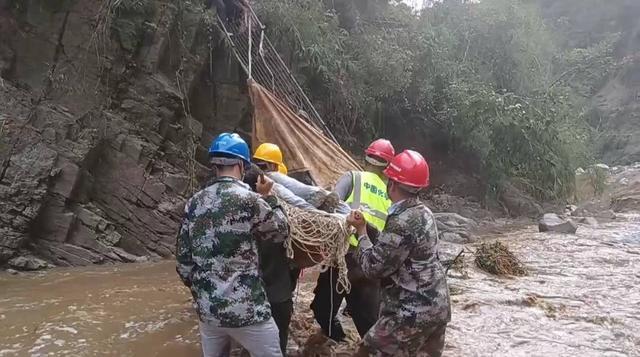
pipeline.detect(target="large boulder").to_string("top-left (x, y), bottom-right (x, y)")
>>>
top-left (435, 212), bottom-right (478, 243)
top-left (538, 213), bottom-right (578, 234)
top-left (498, 181), bottom-right (543, 218)
top-left (421, 193), bottom-right (494, 222)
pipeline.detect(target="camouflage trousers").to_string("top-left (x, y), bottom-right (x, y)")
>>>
top-left (362, 316), bottom-right (447, 357)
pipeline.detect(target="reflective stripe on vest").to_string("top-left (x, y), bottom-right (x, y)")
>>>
top-left (346, 171), bottom-right (392, 245)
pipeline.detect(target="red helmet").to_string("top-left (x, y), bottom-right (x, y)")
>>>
top-left (383, 150), bottom-right (430, 188)
top-left (365, 139), bottom-right (395, 162)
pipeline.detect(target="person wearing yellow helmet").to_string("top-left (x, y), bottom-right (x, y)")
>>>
top-left (251, 143), bottom-right (306, 355)
top-left (253, 143), bottom-right (288, 175)
top-left (250, 142), bottom-right (351, 354)
top-left (253, 143), bottom-right (350, 213)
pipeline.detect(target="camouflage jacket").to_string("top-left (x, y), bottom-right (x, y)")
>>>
top-left (175, 176), bottom-right (289, 328)
top-left (355, 197), bottom-right (451, 326)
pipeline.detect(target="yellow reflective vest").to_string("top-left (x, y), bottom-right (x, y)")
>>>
top-left (345, 171), bottom-right (392, 246)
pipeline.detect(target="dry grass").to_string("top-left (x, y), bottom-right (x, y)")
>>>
top-left (474, 241), bottom-right (527, 276)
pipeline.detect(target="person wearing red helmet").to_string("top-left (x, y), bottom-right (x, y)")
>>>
top-left (311, 139), bottom-right (395, 342)
top-left (334, 138), bottom-right (395, 206)
top-left (347, 150), bottom-right (451, 357)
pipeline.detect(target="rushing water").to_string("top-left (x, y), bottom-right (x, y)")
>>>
top-left (1, 215), bottom-right (639, 356)
top-left (446, 214), bottom-right (640, 357)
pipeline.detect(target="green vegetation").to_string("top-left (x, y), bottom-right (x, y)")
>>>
top-left (255, 0), bottom-right (620, 200)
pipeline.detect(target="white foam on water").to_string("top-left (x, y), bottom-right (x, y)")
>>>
top-left (52, 326), bottom-right (78, 334)
top-left (35, 335), bottom-right (51, 343)
top-left (119, 318), bottom-right (176, 340)
top-left (28, 338), bottom-right (49, 354)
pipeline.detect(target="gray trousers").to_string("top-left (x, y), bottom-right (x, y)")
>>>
top-left (199, 318), bottom-right (283, 357)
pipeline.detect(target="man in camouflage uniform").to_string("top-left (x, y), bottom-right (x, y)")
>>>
top-left (347, 150), bottom-right (451, 357)
top-left (176, 133), bottom-right (287, 357)
top-left (312, 138), bottom-right (394, 342)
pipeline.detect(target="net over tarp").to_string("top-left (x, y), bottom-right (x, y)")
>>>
top-left (249, 80), bottom-right (361, 188)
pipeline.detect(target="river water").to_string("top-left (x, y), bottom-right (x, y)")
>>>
top-left (1, 215), bottom-right (639, 356)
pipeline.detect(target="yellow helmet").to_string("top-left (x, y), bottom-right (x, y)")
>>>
top-left (253, 143), bottom-right (288, 175)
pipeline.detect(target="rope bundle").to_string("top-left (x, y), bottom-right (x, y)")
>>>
top-left (279, 199), bottom-right (353, 294)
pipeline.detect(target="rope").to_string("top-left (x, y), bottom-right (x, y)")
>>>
top-left (247, 15), bottom-right (252, 79)
top-left (278, 199), bottom-right (352, 294)
top-left (329, 266), bottom-right (334, 338)
top-left (215, 1), bottom-right (339, 142)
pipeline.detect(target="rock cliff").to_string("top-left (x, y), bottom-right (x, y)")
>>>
top-left (0, 0), bottom-right (250, 267)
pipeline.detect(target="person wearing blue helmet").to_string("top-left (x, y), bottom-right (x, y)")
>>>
top-left (176, 132), bottom-right (288, 357)
top-left (208, 132), bottom-right (252, 171)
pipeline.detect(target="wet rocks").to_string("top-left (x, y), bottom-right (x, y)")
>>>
top-left (538, 213), bottom-right (578, 234)
top-left (564, 205), bottom-right (577, 216)
top-left (498, 181), bottom-right (543, 218)
top-left (8, 256), bottom-right (49, 271)
top-left (439, 241), bottom-right (465, 262)
top-left (611, 194), bottom-right (640, 212)
top-left (607, 163), bottom-right (640, 212)
top-left (76, 207), bottom-right (108, 232)
top-left (435, 213), bottom-right (478, 243)
top-left (598, 209), bottom-right (617, 220)
top-left (571, 204), bottom-right (617, 221)
top-left (98, 230), bottom-right (122, 247)
top-left (0, 130), bottom-right (59, 263)
top-left (579, 217), bottom-right (599, 227)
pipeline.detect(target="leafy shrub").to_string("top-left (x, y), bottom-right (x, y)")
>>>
top-left (255, 0), bottom-right (615, 200)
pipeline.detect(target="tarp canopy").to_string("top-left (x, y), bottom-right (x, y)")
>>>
top-left (249, 80), bottom-right (361, 188)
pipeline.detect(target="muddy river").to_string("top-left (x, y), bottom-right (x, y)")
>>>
top-left (1, 214), bottom-right (639, 356)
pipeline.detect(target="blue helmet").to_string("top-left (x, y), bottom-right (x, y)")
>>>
top-left (208, 132), bottom-right (251, 164)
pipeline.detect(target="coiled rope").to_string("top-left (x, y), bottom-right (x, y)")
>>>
top-left (278, 199), bottom-right (352, 294)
